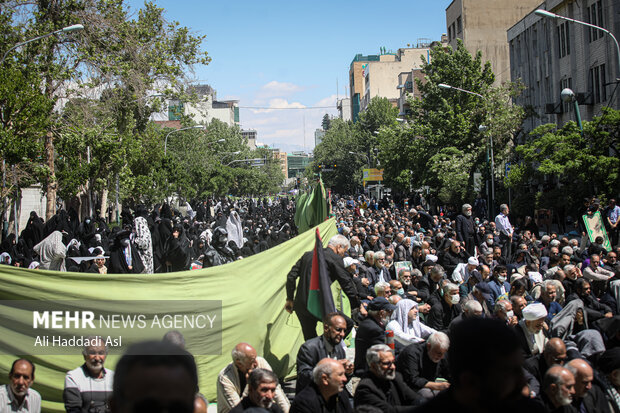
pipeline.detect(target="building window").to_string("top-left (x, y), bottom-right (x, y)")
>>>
top-left (448, 26), bottom-right (452, 41)
top-left (589, 64), bottom-right (607, 103)
top-left (457, 16), bottom-right (462, 34)
top-left (557, 22), bottom-right (570, 58)
top-left (560, 78), bottom-right (573, 113)
top-left (587, 1), bottom-right (604, 42)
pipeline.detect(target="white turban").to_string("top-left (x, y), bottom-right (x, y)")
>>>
top-left (343, 257), bottom-right (359, 267)
top-left (427, 254), bottom-right (438, 263)
top-left (523, 302), bottom-right (548, 321)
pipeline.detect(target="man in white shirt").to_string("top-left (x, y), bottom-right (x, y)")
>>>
top-left (0, 359), bottom-right (41, 412)
top-left (495, 204), bottom-right (513, 260)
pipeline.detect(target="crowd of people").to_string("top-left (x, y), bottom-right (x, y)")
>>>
top-left (0, 197), bottom-right (296, 274)
top-left (2, 193), bottom-right (620, 413)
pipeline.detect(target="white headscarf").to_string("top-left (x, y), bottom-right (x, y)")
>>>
top-left (226, 211), bottom-right (244, 248)
top-left (394, 299), bottom-right (422, 338)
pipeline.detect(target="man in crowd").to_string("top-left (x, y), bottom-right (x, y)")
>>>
top-left (217, 343), bottom-right (289, 413)
top-left (295, 313), bottom-right (351, 393)
top-left (426, 283), bottom-right (462, 333)
top-left (515, 303), bottom-right (549, 359)
top-left (0, 359), bottom-right (41, 413)
top-left (537, 280), bottom-right (563, 323)
top-left (354, 344), bottom-right (421, 412)
top-left (354, 297), bottom-right (395, 376)
top-left (230, 369), bottom-right (283, 413)
top-left (290, 359), bottom-right (351, 413)
top-left (64, 336), bottom-right (114, 413)
top-left (495, 204), bottom-right (514, 260)
top-left (455, 204), bottom-right (479, 257)
top-left (523, 338), bottom-right (567, 386)
top-left (541, 366), bottom-right (577, 412)
top-left (566, 279), bottom-right (613, 322)
top-left (412, 318), bottom-right (545, 412)
top-left (285, 234), bottom-right (360, 340)
top-left (565, 358), bottom-right (610, 413)
top-left (494, 299), bottom-right (518, 326)
top-left (396, 332), bottom-right (450, 399)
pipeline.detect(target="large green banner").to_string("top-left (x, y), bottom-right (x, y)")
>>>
top-left (0, 218), bottom-right (338, 412)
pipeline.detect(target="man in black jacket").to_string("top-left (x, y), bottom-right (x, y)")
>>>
top-left (566, 359), bottom-right (611, 413)
top-left (426, 283), bottom-right (462, 333)
top-left (354, 297), bottom-right (395, 376)
top-left (396, 332), bottom-right (450, 399)
top-left (285, 234), bottom-right (361, 340)
top-left (295, 313), bottom-right (351, 394)
top-left (354, 344), bottom-right (421, 413)
top-left (455, 204), bottom-right (479, 257)
top-left (291, 358), bottom-right (351, 413)
top-left (566, 279), bottom-right (613, 322)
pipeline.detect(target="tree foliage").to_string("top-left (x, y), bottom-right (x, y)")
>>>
top-left (377, 40), bottom-right (524, 204)
top-left (507, 108), bottom-right (620, 215)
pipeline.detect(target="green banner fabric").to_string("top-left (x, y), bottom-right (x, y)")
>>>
top-left (295, 179), bottom-right (329, 234)
top-left (0, 218), bottom-right (338, 412)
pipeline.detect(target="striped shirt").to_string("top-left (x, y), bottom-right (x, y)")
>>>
top-left (0, 384), bottom-right (41, 413)
top-left (63, 365), bottom-right (114, 413)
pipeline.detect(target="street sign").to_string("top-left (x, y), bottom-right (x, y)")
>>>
top-left (363, 168), bottom-right (384, 181)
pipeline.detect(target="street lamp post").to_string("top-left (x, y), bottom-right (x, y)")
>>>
top-left (164, 125), bottom-right (205, 156)
top-left (535, 9), bottom-right (620, 79)
top-left (1, 24), bottom-right (84, 65)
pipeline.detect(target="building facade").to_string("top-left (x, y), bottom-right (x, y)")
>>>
top-left (337, 98), bottom-right (352, 121)
top-left (508, 0), bottom-right (620, 137)
top-left (446, 0), bottom-right (543, 86)
top-left (314, 129), bottom-right (325, 147)
top-left (397, 69), bottom-right (425, 117)
top-left (241, 129), bottom-right (258, 150)
top-left (349, 40), bottom-right (448, 122)
top-left (287, 152), bottom-right (313, 179)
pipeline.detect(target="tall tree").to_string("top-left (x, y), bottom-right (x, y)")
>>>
top-left (378, 40), bottom-right (524, 204)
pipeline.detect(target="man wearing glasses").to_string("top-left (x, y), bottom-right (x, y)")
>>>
top-left (295, 313), bottom-right (353, 394)
top-left (63, 336), bottom-right (114, 413)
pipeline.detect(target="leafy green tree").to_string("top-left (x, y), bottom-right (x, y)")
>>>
top-left (378, 41), bottom-right (524, 204)
top-left (321, 114), bottom-right (331, 131)
top-left (506, 109), bottom-right (620, 216)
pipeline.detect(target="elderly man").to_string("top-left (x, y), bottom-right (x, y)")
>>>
top-left (455, 204), bottom-right (479, 257)
top-left (290, 359), bottom-right (351, 413)
top-left (217, 343), bottom-right (289, 413)
top-left (110, 341), bottom-right (198, 413)
top-left (448, 300), bottom-right (483, 334)
top-left (494, 299), bottom-right (518, 326)
top-left (396, 332), bottom-right (450, 399)
top-left (566, 279), bottom-right (613, 322)
top-left (537, 280), bottom-right (563, 323)
top-left (354, 297), bottom-right (395, 376)
top-left (412, 318), bottom-right (545, 412)
top-left (370, 251), bottom-right (392, 286)
top-left (440, 241), bottom-right (468, 276)
top-left (451, 256), bottom-right (479, 285)
top-left (295, 313), bottom-right (352, 394)
top-left (565, 358), bottom-right (610, 413)
top-left (399, 269), bottom-right (419, 301)
top-left (374, 281), bottom-right (392, 298)
top-left (64, 336), bottom-right (114, 413)
top-left (230, 369), bottom-right (283, 413)
top-left (515, 303), bottom-right (549, 359)
top-left (583, 254), bottom-right (614, 283)
top-left (523, 338), bottom-right (567, 386)
top-left (286, 234), bottom-right (360, 340)
top-left (0, 359), bottom-right (41, 413)
top-left (354, 344), bottom-right (421, 412)
top-left (426, 283), bottom-right (462, 333)
top-left (541, 366), bottom-right (576, 412)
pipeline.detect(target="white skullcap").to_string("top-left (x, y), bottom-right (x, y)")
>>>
top-left (468, 257), bottom-right (479, 266)
top-left (528, 271), bottom-right (543, 284)
top-left (510, 273), bottom-right (524, 284)
top-left (343, 257), bottom-right (359, 267)
top-left (523, 302), bottom-right (548, 321)
top-left (427, 254), bottom-right (438, 263)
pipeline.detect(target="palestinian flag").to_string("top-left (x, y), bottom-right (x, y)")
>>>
top-left (307, 228), bottom-right (336, 320)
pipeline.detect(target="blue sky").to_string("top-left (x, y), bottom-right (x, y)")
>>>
top-left (128, 0), bottom-right (454, 152)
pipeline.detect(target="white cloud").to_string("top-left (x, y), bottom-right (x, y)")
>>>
top-left (249, 98), bottom-right (306, 114)
top-left (256, 81), bottom-right (304, 99)
top-left (314, 94), bottom-right (339, 108)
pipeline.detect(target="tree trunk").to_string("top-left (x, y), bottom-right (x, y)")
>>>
top-left (100, 186), bottom-right (108, 220)
top-left (45, 129), bottom-right (56, 220)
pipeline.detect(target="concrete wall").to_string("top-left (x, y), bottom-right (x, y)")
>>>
top-left (18, 187), bottom-right (47, 235)
top-left (447, 0), bottom-right (543, 85)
